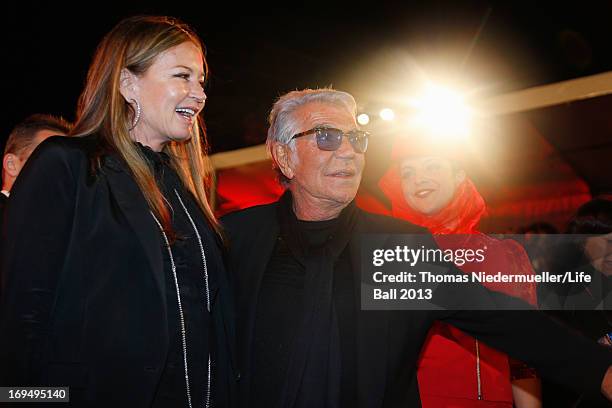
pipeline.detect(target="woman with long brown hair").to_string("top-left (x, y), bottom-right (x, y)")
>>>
top-left (0, 16), bottom-right (236, 407)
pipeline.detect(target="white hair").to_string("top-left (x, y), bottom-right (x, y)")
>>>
top-left (266, 88), bottom-right (357, 183)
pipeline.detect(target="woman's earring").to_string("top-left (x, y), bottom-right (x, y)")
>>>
top-left (129, 99), bottom-right (141, 130)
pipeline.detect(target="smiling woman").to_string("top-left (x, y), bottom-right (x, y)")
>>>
top-left (0, 15), bottom-right (236, 408)
top-left (120, 41), bottom-right (207, 150)
top-left (399, 156), bottom-right (465, 216)
top-left (379, 135), bottom-right (541, 408)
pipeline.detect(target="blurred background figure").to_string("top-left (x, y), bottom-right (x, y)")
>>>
top-left (540, 198), bottom-right (612, 312)
top-left (540, 197), bottom-right (612, 407)
top-left (516, 222), bottom-right (559, 267)
top-left (1, 114), bottom-right (71, 204)
top-left (378, 135), bottom-right (542, 408)
top-left (516, 222), bottom-right (559, 301)
top-left (0, 114), bottom-right (71, 362)
top-left (573, 199), bottom-right (612, 280)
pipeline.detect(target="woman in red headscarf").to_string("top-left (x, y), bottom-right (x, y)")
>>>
top-left (378, 136), bottom-right (541, 408)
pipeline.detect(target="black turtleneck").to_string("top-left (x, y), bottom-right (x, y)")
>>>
top-left (251, 193), bottom-right (358, 408)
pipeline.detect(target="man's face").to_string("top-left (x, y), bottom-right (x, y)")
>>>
top-left (283, 101), bottom-right (365, 208)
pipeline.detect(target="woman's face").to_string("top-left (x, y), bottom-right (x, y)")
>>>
top-left (584, 232), bottom-right (612, 276)
top-left (125, 41), bottom-right (206, 151)
top-left (399, 156), bottom-right (465, 215)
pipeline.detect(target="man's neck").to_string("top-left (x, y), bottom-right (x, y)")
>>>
top-left (290, 189), bottom-right (347, 221)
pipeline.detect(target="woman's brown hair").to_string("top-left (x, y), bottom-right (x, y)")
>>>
top-left (70, 15), bottom-right (220, 238)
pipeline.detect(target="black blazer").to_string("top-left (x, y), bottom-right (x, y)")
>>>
top-left (0, 192), bottom-right (6, 237)
top-left (222, 201), bottom-right (612, 408)
top-left (0, 135), bottom-right (237, 407)
top-left (0, 192), bottom-right (6, 213)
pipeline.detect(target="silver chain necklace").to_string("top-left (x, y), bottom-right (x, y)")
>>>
top-left (150, 188), bottom-right (212, 408)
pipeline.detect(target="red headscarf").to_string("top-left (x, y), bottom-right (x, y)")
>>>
top-left (378, 136), bottom-right (537, 305)
top-left (378, 161), bottom-right (486, 234)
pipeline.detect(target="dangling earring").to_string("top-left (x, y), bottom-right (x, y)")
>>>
top-left (129, 99), bottom-right (141, 131)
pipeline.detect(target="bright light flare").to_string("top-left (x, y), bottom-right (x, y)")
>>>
top-left (357, 113), bottom-right (370, 125)
top-left (379, 108), bottom-right (395, 121)
top-left (411, 84), bottom-right (472, 139)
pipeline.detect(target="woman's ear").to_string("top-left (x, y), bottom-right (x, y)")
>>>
top-left (273, 143), bottom-right (295, 180)
top-left (119, 68), bottom-right (138, 102)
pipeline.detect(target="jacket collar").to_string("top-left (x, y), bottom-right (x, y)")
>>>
top-left (101, 153), bottom-right (168, 331)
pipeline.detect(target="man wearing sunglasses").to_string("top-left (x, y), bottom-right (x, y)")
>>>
top-left (222, 88), bottom-right (612, 408)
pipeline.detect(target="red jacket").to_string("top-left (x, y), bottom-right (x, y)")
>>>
top-left (379, 164), bottom-right (537, 407)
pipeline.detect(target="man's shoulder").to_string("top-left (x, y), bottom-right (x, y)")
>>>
top-left (358, 209), bottom-right (429, 234)
top-left (221, 201), bottom-right (279, 231)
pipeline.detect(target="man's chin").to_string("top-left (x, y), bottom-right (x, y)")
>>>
top-left (326, 189), bottom-right (359, 206)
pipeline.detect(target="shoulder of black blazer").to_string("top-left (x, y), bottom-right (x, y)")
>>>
top-left (221, 201), bottom-right (281, 281)
top-left (221, 199), bottom-right (428, 239)
top-left (28, 133), bottom-right (100, 164)
top-left (10, 134), bottom-right (102, 193)
top-left (222, 201), bottom-right (279, 235)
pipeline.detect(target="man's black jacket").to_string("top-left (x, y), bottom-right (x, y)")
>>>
top-left (223, 200), bottom-right (612, 408)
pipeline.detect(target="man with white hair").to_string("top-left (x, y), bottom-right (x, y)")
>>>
top-left (222, 88), bottom-right (612, 408)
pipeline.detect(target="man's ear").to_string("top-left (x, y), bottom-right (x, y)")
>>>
top-left (273, 143), bottom-right (295, 180)
top-left (3, 153), bottom-right (22, 178)
top-left (119, 68), bottom-right (139, 102)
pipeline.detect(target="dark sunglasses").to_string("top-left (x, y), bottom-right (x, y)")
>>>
top-left (290, 126), bottom-right (369, 153)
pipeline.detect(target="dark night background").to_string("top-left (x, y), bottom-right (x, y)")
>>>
top-left (3, 1), bottom-right (612, 153)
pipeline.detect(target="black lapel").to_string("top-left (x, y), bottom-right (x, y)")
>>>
top-left (351, 212), bottom-right (389, 408)
top-left (102, 157), bottom-right (166, 315)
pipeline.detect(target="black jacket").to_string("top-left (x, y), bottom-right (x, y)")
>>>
top-left (0, 192), bottom-right (6, 238)
top-left (222, 200), bottom-right (612, 408)
top-left (0, 135), bottom-right (237, 407)
top-left (0, 192), bottom-right (6, 213)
